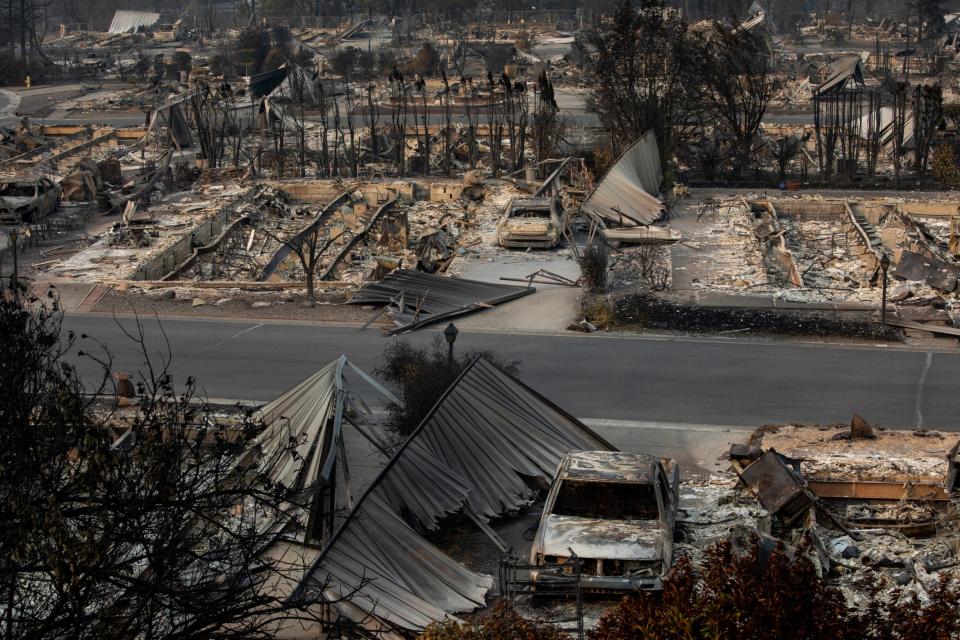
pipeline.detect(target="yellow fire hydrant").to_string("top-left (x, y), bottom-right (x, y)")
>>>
top-left (25, 75), bottom-right (31, 88)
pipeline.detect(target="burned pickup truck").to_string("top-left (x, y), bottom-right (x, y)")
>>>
top-left (0, 176), bottom-right (60, 225)
top-left (530, 451), bottom-right (679, 591)
top-left (496, 196), bottom-right (563, 249)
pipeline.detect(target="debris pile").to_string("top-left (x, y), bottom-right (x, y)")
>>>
top-left (728, 418), bottom-right (960, 607)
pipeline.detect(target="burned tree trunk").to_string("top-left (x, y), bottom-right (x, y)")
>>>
top-left (366, 83), bottom-right (380, 163)
top-left (318, 80), bottom-right (331, 177)
top-left (892, 81), bottom-right (909, 187)
top-left (345, 76), bottom-right (357, 178)
top-left (420, 79), bottom-right (430, 177)
top-left (913, 83), bottom-right (943, 179)
top-left (442, 70), bottom-right (452, 175)
top-left (465, 77), bottom-right (476, 170)
top-left (864, 90), bottom-right (884, 177)
top-left (390, 70), bottom-right (407, 175)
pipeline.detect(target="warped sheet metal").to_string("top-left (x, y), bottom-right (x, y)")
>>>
top-left (602, 226), bottom-right (681, 245)
top-left (377, 358), bottom-right (617, 523)
top-left (581, 131), bottom-right (664, 226)
top-left (248, 65), bottom-right (290, 99)
top-left (168, 103), bottom-right (193, 148)
top-left (349, 269), bottom-right (536, 333)
top-left (290, 358), bottom-right (613, 634)
top-left (255, 359), bottom-right (342, 493)
top-left (258, 191), bottom-right (351, 281)
top-left (108, 10), bottom-right (160, 33)
top-left (740, 10), bottom-right (773, 33)
top-left (814, 55), bottom-right (865, 96)
top-left (855, 106), bottom-right (916, 151)
top-left (253, 356), bottom-right (399, 493)
top-left (894, 250), bottom-right (959, 292)
top-left (737, 449), bottom-right (811, 526)
top-left (295, 492), bottom-right (492, 636)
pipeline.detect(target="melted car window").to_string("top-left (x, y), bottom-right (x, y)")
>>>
top-left (0, 184), bottom-right (37, 197)
top-left (552, 480), bottom-right (659, 520)
top-left (512, 208), bottom-right (551, 218)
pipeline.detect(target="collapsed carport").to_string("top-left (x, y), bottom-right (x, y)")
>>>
top-left (280, 358), bottom-right (615, 636)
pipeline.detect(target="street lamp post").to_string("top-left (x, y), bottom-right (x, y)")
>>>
top-left (879, 253), bottom-right (890, 326)
top-left (444, 322), bottom-right (459, 365)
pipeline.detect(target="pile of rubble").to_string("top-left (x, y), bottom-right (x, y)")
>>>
top-left (727, 418), bottom-right (960, 608)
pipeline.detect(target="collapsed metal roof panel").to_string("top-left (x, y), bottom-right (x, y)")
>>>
top-left (296, 487), bottom-right (493, 634)
top-left (814, 55), bottom-right (865, 96)
top-left (581, 131), bottom-right (664, 227)
top-left (108, 10), bottom-right (160, 34)
top-left (291, 358), bottom-right (615, 633)
top-left (254, 359), bottom-right (341, 493)
top-left (251, 356), bottom-right (399, 507)
top-left (739, 10), bottom-right (774, 33)
top-left (349, 269), bottom-right (536, 333)
top-left (374, 438), bottom-right (474, 532)
top-left (248, 65), bottom-right (290, 99)
top-left (380, 358), bottom-right (617, 523)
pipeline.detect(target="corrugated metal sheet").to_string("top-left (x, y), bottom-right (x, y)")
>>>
top-left (376, 358), bottom-right (617, 523)
top-left (251, 356), bottom-right (399, 503)
top-left (349, 270), bottom-right (536, 333)
top-left (108, 10), bottom-right (160, 34)
top-left (248, 65), bottom-right (289, 99)
top-left (299, 492), bottom-right (492, 635)
top-left (740, 10), bottom-right (773, 33)
top-left (581, 131), bottom-right (664, 227)
top-left (814, 55), bottom-right (864, 96)
top-left (373, 437), bottom-right (474, 532)
top-left (855, 106), bottom-right (916, 151)
top-left (168, 103), bottom-right (192, 148)
top-left (291, 357), bottom-right (614, 634)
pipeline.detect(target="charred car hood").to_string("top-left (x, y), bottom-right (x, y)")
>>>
top-left (541, 514), bottom-right (663, 561)
top-left (0, 196), bottom-right (33, 209)
top-left (504, 220), bottom-right (553, 233)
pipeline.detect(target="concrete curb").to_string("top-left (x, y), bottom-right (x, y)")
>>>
top-left (0, 88), bottom-right (21, 120)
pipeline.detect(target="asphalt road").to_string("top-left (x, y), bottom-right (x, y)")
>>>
top-left (62, 313), bottom-right (960, 431)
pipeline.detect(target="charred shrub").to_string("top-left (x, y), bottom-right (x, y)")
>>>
top-left (580, 237), bottom-right (610, 293)
top-left (590, 534), bottom-right (960, 640)
top-left (377, 337), bottom-right (520, 440)
top-left (421, 601), bottom-right (563, 640)
top-left (591, 538), bottom-right (848, 640)
top-left (613, 293), bottom-right (903, 340)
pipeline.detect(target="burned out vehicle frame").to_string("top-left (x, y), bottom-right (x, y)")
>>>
top-left (530, 450), bottom-right (679, 592)
top-left (0, 176), bottom-right (60, 225)
top-left (496, 196), bottom-right (563, 249)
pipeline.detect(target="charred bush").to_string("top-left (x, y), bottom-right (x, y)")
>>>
top-left (612, 293), bottom-right (903, 340)
top-left (377, 337), bottom-right (520, 440)
top-left (580, 237), bottom-right (610, 293)
top-left (421, 601), bottom-right (563, 640)
top-left (591, 533), bottom-right (960, 640)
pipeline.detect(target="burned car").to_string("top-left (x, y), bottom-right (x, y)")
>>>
top-left (0, 176), bottom-right (60, 225)
top-left (496, 196), bottom-right (562, 249)
top-left (530, 451), bottom-right (679, 591)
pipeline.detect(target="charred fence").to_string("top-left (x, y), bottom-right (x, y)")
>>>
top-left (499, 554), bottom-right (584, 639)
